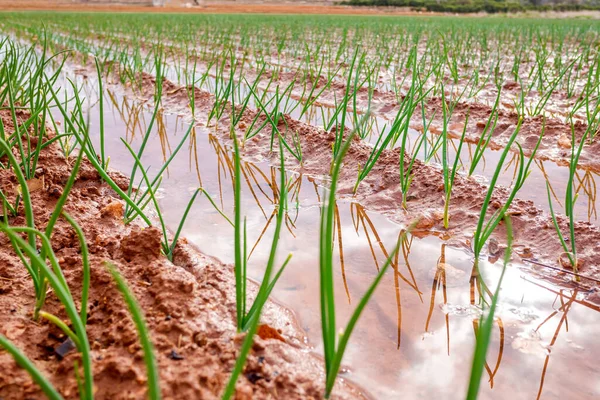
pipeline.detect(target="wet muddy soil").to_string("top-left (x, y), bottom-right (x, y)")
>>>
top-left (0, 108), bottom-right (365, 399)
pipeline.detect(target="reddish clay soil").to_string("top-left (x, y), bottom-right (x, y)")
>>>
top-left (0, 0), bottom-right (429, 16)
top-left (0, 108), bottom-right (366, 399)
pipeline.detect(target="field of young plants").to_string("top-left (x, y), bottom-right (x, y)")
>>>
top-left (0, 11), bottom-right (600, 400)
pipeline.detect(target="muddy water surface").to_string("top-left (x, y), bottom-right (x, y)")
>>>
top-left (62, 73), bottom-right (600, 399)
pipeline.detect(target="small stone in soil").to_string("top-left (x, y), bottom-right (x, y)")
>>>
top-left (168, 349), bottom-right (184, 360)
top-left (245, 372), bottom-right (264, 384)
top-left (55, 338), bottom-right (76, 359)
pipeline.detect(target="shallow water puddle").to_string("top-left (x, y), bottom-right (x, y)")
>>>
top-left (58, 76), bottom-right (600, 399)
